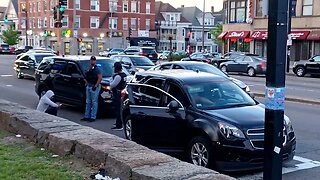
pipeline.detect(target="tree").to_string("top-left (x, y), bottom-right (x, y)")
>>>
top-left (211, 23), bottom-right (223, 46)
top-left (0, 27), bottom-right (20, 45)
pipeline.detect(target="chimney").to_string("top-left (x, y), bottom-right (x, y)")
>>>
top-left (211, 6), bottom-right (214, 13)
top-left (181, 5), bottom-right (184, 8)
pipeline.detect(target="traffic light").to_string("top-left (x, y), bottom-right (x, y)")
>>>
top-left (129, 28), bottom-right (132, 37)
top-left (59, 5), bottom-right (65, 21)
top-left (55, 21), bottom-right (62, 28)
top-left (61, 29), bottom-right (71, 36)
top-left (53, 6), bottom-right (58, 20)
top-left (4, 15), bottom-right (8, 23)
top-left (59, 0), bottom-right (68, 6)
top-left (43, 30), bottom-right (48, 37)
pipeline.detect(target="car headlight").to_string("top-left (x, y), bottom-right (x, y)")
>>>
top-left (284, 116), bottom-right (294, 133)
top-left (218, 122), bottom-right (245, 139)
top-left (101, 85), bottom-right (111, 91)
top-left (136, 68), bottom-right (145, 72)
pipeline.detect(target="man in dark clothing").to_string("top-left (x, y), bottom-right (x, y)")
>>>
top-left (111, 62), bottom-right (127, 130)
top-left (81, 56), bottom-right (102, 122)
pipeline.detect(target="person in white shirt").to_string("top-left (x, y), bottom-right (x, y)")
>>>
top-left (36, 90), bottom-right (60, 116)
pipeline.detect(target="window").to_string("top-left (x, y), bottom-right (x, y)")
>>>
top-left (75, 0), bottom-right (80, 9)
top-left (109, 18), bottom-right (117, 29)
top-left (37, 2), bottom-right (41, 12)
top-left (44, 17), bottom-right (47, 28)
top-left (29, 3), bottom-right (32, 12)
top-left (49, 0), bottom-right (54, 10)
top-left (75, 16), bottom-right (80, 29)
top-left (146, 19), bottom-right (150, 30)
top-left (43, 0), bottom-right (47, 11)
top-left (33, 3), bottom-right (36, 12)
top-left (109, 0), bottom-right (118, 12)
top-left (137, 1), bottom-right (140, 13)
top-left (313, 56), bottom-right (320, 62)
top-left (131, 18), bottom-right (136, 30)
top-left (256, 0), bottom-right (263, 17)
top-left (159, 64), bottom-right (172, 70)
top-left (146, 2), bottom-right (150, 14)
top-left (302, 0), bottom-right (313, 16)
top-left (166, 83), bottom-right (186, 106)
top-left (90, 17), bottom-right (99, 28)
top-left (66, 63), bottom-right (81, 76)
top-left (229, 1), bottom-right (236, 22)
top-left (236, 1), bottom-right (246, 22)
top-left (130, 84), bottom-right (161, 106)
top-left (182, 29), bottom-right (185, 37)
top-left (90, 0), bottom-right (100, 11)
top-left (62, 16), bottom-right (68, 27)
top-left (131, 1), bottom-right (136, 12)
top-left (123, 18), bottom-right (128, 30)
top-left (38, 18), bottom-right (42, 28)
top-left (32, 18), bottom-right (36, 28)
top-left (123, 1), bottom-right (128, 12)
top-left (207, 32), bottom-right (212, 39)
top-left (50, 17), bottom-right (54, 28)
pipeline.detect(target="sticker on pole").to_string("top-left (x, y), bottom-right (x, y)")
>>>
top-left (265, 87), bottom-right (285, 110)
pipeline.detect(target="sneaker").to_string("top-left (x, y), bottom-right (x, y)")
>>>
top-left (81, 118), bottom-right (89, 121)
top-left (111, 127), bottom-right (123, 131)
top-left (88, 118), bottom-right (95, 122)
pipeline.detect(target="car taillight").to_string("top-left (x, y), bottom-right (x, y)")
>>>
top-left (139, 53), bottom-right (146, 56)
top-left (260, 62), bottom-right (265, 69)
top-left (121, 89), bottom-right (127, 101)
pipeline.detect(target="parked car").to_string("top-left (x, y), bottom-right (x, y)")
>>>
top-left (111, 55), bottom-right (155, 74)
top-left (220, 55), bottom-right (267, 77)
top-left (14, 53), bottom-right (56, 79)
top-left (292, 55), bottom-right (320, 77)
top-left (0, 44), bottom-right (11, 54)
top-left (16, 49), bottom-right (55, 60)
top-left (149, 61), bottom-right (250, 92)
top-left (122, 70), bottom-right (296, 171)
top-left (124, 46), bottom-right (158, 63)
top-left (106, 48), bottom-right (125, 57)
top-left (158, 50), bottom-right (171, 60)
top-left (181, 53), bottom-right (215, 64)
top-left (34, 56), bottom-right (131, 113)
top-left (15, 45), bottom-right (33, 55)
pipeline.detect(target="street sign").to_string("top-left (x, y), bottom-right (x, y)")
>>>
top-left (73, 30), bottom-right (78, 38)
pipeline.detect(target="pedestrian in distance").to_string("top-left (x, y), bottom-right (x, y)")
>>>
top-left (36, 90), bottom-right (61, 116)
top-left (111, 62), bottom-right (127, 130)
top-left (81, 56), bottom-right (102, 122)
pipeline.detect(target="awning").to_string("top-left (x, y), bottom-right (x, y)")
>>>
top-left (218, 32), bottom-right (228, 39)
top-left (251, 31), bottom-right (268, 40)
top-left (129, 37), bottom-right (159, 47)
top-left (307, 31), bottom-right (320, 40)
top-left (290, 31), bottom-right (310, 40)
top-left (225, 31), bottom-right (250, 39)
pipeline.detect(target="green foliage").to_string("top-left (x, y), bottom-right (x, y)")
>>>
top-left (211, 23), bottom-right (223, 46)
top-left (168, 54), bottom-right (188, 61)
top-left (0, 27), bottom-right (20, 45)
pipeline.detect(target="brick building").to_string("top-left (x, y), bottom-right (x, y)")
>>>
top-left (221, 0), bottom-right (320, 61)
top-left (18, 0), bottom-right (156, 55)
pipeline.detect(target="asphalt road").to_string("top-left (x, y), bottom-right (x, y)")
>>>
top-left (229, 73), bottom-right (320, 101)
top-left (1, 55), bottom-right (320, 179)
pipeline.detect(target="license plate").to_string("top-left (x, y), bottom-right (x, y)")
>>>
top-left (149, 55), bottom-right (153, 57)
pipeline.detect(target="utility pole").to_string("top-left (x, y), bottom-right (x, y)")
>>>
top-left (24, 0), bottom-right (29, 46)
top-left (72, 0), bottom-right (78, 55)
top-left (263, 0), bottom-right (288, 180)
top-left (287, 0), bottom-right (293, 73)
top-left (202, 0), bottom-right (205, 52)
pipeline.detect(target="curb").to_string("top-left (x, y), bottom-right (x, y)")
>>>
top-left (0, 99), bottom-right (235, 180)
top-left (254, 92), bottom-right (320, 105)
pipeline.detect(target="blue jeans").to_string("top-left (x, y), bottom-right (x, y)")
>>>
top-left (85, 84), bottom-right (101, 119)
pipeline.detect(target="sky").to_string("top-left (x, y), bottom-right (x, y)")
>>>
top-left (1, 0), bottom-right (224, 12)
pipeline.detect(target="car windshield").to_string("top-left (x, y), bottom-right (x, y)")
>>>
top-left (34, 54), bottom-right (55, 63)
top-left (186, 81), bottom-right (256, 110)
top-left (184, 64), bottom-right (228, 78)
top-left (78, 60), bottom-right (129, 77)
top-left (131, 56), bottom-right (154, 66)
top-left (112, 49), bottom-right (124, 52)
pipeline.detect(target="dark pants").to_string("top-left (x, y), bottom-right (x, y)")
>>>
top-left (113, 89), bottom-right (122, 128)
top-left (45, 106), bottom-right (58, 116)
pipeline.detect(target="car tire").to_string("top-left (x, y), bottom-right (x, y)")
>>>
top-left (16, 70), bottom-right (24, 79)
top-left (296, 67), bottom-right (306, 77)
top-left (124, 115), bottom-right (132, 140)
top-left (187, 136), bottom-right (214, 168)
top-left (247, 67), bottom-right (256, 77)
top-left (221, 65), bottom-right (227, 73)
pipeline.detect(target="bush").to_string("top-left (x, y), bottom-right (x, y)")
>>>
top-left (168, 54), bottom-right (188, 61)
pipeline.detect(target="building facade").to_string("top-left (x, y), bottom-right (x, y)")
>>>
top-left (221, 0), bottom-right (320, 61)
top-left (18, 0), bottom-right (156, 55)
top-left (0, 0), bottom-right (19, 45)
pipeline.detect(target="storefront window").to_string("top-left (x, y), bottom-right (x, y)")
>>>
top-left (64, 42), bottom-right (70, 55)
top-left (98, 42), bottom-right (104, 52)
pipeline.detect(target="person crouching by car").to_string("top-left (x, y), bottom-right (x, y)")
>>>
top-left (36, 90), bottom-right (61, 116)
top-left (81, 56), bottom-right (102, 122)
top-left (111, 62), bottom-right (127, 130)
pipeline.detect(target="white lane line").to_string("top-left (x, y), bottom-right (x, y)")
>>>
top-left (0, 75), bottom-right (13, 77)
top-left (5, 85), bottom-right (12, 87)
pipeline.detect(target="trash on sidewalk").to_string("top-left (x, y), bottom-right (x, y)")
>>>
top-left (40, 148), bottom-right (45, 151)
top-left (90, 168), bottom-right (120, 180)
top-left (15, 134), bottom-right (22, 138)
top-left (52, 154), bottom-right (59, 158)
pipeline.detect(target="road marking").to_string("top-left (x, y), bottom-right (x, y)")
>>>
top-left (0, 75), bottom-right (13, 77)
top-left (5, 85), bottom-right (12, 87)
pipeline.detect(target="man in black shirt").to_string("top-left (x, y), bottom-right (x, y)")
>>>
top-left (111, 62), bottom-right (127, 130)
top-left (82, 56), bottom-right (102, 122)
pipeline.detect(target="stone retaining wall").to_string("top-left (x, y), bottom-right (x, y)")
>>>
top-left (0, 99), bottom-right (235, 180)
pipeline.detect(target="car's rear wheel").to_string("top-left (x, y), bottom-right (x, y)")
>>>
top-left (221, 65), bottom-right (227, 73)
top-left (187, 136), bottom-right (214, 168)
top-left (296, 67), bottom-right (306, 77)
top-left (247, 67), bottom-right (256, 77)
top-left (124, 115), bottom-right (132, 140)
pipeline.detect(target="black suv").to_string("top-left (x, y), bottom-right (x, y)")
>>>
top-left (14, 52), bottom-right (55, 79)
top-left (293, 55), bottom-right (320, 77)
top-left (111, 55), bottom-right (155, 74)
top-left (0, 44), bottom-right (10, 54)
top-left (124, 46), bottom-right (158, 63)
top-left (122, 70), bottom-right (296, 171)
top-left (35, 56), bottom-right (130, 112)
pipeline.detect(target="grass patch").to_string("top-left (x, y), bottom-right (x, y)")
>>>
top-left (0, 129), bottom-right (91, 180)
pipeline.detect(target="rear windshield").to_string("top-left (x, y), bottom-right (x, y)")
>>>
top-left (1, 44), bottom-right (9, 48)
top-left (142, 48), bottom-right (156, 54)
top-left (34, 54), bottom-right (55, 63)
top-left (131, 56), bottom-right (154, 66)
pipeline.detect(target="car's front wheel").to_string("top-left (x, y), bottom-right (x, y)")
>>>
top-left (187, 136), bottom-right (214, 168)
top-left (296, 67), bottom-right (306, 77)
top-left (124, 115), bottom-right (132, 140)
top-left (247, 67), bottom-right (256, 77)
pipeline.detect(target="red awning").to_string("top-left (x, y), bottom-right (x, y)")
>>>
top-left (225, 31), bottom-right (250, 39)
top-left (251, 31), bottom-right (268, 40)
top-left (290, 31), bottom-right (310, 40)
top-left (307, 31), bottom-right (320, 40)
top-left (218, 32), bottom-right (228, 39)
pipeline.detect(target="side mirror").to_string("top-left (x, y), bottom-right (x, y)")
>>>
top-left (167, 100), bottom-right (181, 112)
top-left (309, 59), bottom-right (315, 62)
top-left (248, 92), bottom-right (255, 99)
